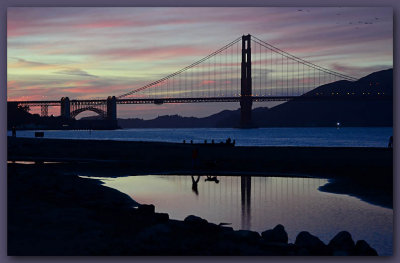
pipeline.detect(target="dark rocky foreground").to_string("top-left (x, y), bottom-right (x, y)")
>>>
top-left (8, 164), bottom-right (378, 256)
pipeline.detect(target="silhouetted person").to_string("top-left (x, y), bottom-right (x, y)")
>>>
top-left (204, 140), bottom-right (207, 144)
top-left (205, 175), bottom-right (219, 184)
top-left (233, 140), bottom-right (236, 146)
top-left (191, 175), bottom-right (201, 195)
top-left (212, 139), bottom-right (215, 144)
top-left (192, 148), bottom-right (199, 169)
top-left (226, 137), bottom-right (232, 145)
top-left (12, 126), bottom-right (16, 137)
top-left (388, 136), bottom-right (393, 148)
top-left (190, 140), bottom-right (193, 144)
top-left (183, 140), bottom-right (186, 144)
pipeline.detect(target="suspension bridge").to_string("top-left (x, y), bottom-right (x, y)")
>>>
top-left (8, 34), bottom-right (387, 128)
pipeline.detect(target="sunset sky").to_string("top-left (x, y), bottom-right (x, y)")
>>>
top-left (7, 7), bottom-right (393, 119)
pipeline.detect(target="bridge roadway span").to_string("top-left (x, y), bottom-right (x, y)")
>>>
top-left (11, 94), bottom-right (389, 107)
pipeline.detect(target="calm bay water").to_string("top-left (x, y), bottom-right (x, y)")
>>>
top-left (83, 175), bottom-right (393, 256)
top-left (9, 127), bottom-right (393, 147)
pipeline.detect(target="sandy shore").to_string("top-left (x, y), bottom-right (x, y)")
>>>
top-left (8, 137), bottom-right (392, 176)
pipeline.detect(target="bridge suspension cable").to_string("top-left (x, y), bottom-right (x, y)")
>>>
top-left (117, 36), bottom-right (242, 99)
top-left (116, 34), bottom-right (358, 101)
top-left (249, 34), bottom-right (358, 97)
top-left (250, 35), bottom-right (357, 81)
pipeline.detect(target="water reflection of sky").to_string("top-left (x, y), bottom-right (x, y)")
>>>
top-left (83, 175), bottom-right (393, 256)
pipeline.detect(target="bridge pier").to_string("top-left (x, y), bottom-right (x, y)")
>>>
top-left (60, 97), bottom-right (70, 119)
top-left (240, 34), bottom-right (254, 128)
top-left (107, 96), bottom-right (117, 121)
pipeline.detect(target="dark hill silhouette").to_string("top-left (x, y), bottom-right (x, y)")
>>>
top-left (117, 109), bottom-right (241, 128)
top-left (254, 68), bottom-right (392, 127)
top-left (118, 68), bottom-right (392, 128)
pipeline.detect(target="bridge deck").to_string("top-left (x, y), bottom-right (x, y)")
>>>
top-left (8, 95), bottom-right (391, 106)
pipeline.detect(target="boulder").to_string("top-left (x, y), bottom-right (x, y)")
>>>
top-left (260, 242), bottom-right (296, 255)
top-left (354, 240), bottom-right (378, 256)
top-left (232, 230), bottom-right (261, 244)
top-left (220, 226), bottom-right (234, 232)
top-left (137, 204), bottom-right (155, 215)
top-left (184, 215), bottom-right (208, 225)
top-left (328, 231), bottom-right (355, 254)
top-left (154, 213), bottom-right (169, 223)
top-left (183, 215), bottom-right (221, 234)
top-left (261, 224), bottom-right (288, 244)
top-left (295, 231), bottom-right (329, 255)
top-left (332, 250), bottom-right (352, 256)
top-left (296, 247), bottom-right (311, 256)
top-left (134, 223), bottom-right (174, 252)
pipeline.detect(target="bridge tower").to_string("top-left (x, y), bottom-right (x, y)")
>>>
top-left (106, 96), bottom-right (117, 121)
top-left (41, 105), bottom-right (49, 117)
top-left (240, 34), bottom-right (253, 128)
top-left (60, 97), bottom-right (70, 119)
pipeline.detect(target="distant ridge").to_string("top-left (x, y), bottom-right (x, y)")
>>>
top-left (118, 68), bottom-right (393, 128)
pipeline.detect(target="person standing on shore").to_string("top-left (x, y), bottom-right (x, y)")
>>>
top-left (388, 136), bottom-right (393, 148)
top-left (12, 126), bottom-right (16, 137)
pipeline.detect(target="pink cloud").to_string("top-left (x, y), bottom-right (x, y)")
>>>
top-left (8, 78), bottom-right (134, 100)
top-left (7, 80), bottom-right (18, 87)
top-left (63, 87), bottom-right (105, 94)
top-left (91, 45), bottom-right (210, 60)
top-left (73, 20), bottom-right (132, 29)
top-left (9, 94), bottom-right (49, 101)
top-left (200, 80), bottom-right (216, 85)
top-left (7, 8), bottom-right (196, 38)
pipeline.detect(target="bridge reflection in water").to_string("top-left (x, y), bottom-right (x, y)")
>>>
top-left (92, 174), bottom-right (392, 255)
top-left (170, 176), bottom-right (327, 230)
top-left (241, 176), bottom-right (251, 229)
